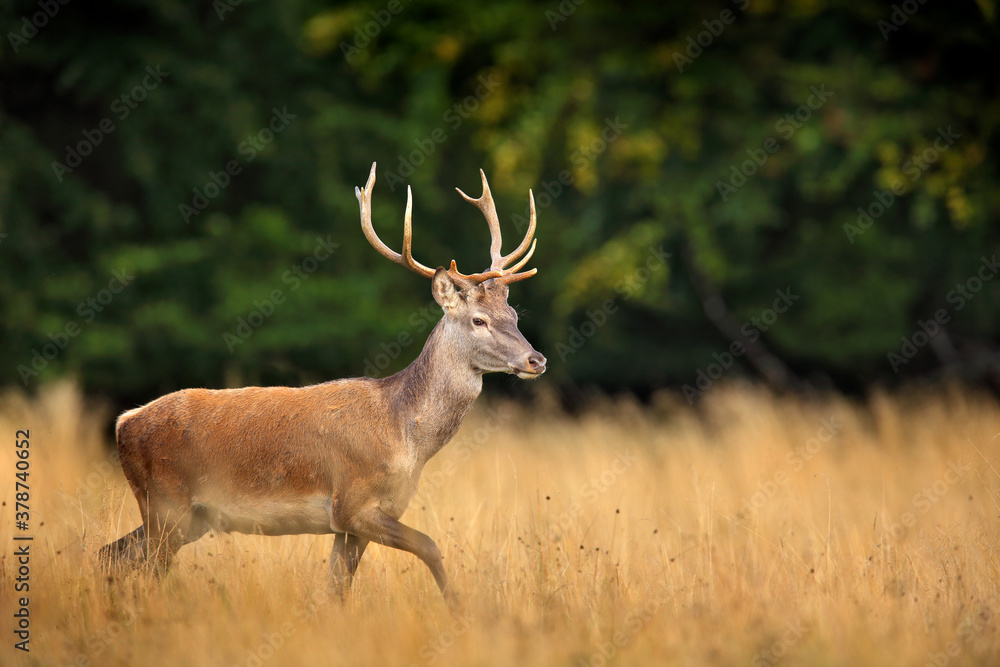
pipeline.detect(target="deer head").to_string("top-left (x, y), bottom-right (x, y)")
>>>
top-left (355, 162), bottom-right (546, 379)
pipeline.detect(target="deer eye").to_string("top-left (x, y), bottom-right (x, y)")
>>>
top-left (472, 317), bottom-right (486, 327)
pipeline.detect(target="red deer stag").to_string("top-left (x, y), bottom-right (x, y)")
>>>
top-left (100, 163), bottom-right (545, 605)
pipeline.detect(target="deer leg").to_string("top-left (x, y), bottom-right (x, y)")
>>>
top-left (348, 507), bottom-right (459, 608)
top-left (99, 525), bottom-right (148, 571)
top-left (328, 532), bottom-right (370, 597)
top-left (144, 514), bottom-right (182, 575)
top-left (115, 456), bottom-right (202, 575)
top-left (140, 493), bottom-right (205, 576)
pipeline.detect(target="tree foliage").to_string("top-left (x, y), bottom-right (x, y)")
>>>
top-left (1, 0), bottom-right (998, 406)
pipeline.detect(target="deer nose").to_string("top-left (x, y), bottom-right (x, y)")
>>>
top-left (527, 352), bottom-right (547, 374)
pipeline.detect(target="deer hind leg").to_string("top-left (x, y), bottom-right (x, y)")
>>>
top-left (141, 493), bottom-right (211, 576)
top-left (99, 501), bottom-right (185, 575)
top-left (347, 507), bottom-right (459, 608)
top-left (103, 484), bottom-right (204, 576)
top-left (328, 532), bottom-right (370, 597)
top-left (100, 482), bottom-right (155, 573)
top-left (99, 525), bottom-right (148, 570)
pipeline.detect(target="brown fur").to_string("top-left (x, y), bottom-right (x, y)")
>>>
top-left (101, 275), bottom-right (545, 606)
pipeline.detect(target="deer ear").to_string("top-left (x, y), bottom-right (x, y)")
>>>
top-left (431, 268), bottom-right (464, 312)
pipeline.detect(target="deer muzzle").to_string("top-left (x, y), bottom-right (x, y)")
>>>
top-left (511, 351), bottom-right (546, 379)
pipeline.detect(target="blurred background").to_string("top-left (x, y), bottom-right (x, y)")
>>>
top-left (1, 0), bottom-right (998, 411)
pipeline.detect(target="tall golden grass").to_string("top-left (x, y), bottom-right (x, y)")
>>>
top-left (1, 380), bottom-right (998, 666)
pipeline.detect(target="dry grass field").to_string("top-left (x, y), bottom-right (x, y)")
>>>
top-left (1, 380), bottom-right (998, 666)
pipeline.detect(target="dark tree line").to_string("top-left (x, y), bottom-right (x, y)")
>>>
top-left (1, 0), bottom-right (998, 409)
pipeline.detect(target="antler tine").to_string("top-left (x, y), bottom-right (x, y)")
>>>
top-left (356, 162), bottom-right (396, 260)
top-left (456, 173), bottom-right (538, 274)
top-left (504, 238), bottom-right (536, 274)
top-left (456, 169), bottom-right (504, 271)
top-left (401, 186), bottom-right (437, 276)
top-left (495, 236), bottom-right (537, 284)
top-left (447, 260), bottom-right (503, 283)
top-left (499, 267), bottom-right (537, 284)
top-left (356, 161), bottom-right (435, 279)
top-left (497, 189), bottom-right (536, 270)
top-left (495, 189), bottom-right (537, 284)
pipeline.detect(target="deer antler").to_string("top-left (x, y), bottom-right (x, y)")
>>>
top-left (356, 162), bottom-right (437, 279)
top-left (455, 169), bottom-right (537, 284)
top-left (357, 162), bottom-right (536, 284)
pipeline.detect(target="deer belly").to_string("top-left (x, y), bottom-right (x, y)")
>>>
top-left (191, 494), bottom-right (339, 536)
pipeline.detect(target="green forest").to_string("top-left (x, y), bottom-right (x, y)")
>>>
top-left (1, 0), bottom-right (998, 408)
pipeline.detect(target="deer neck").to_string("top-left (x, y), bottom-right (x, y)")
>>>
top-left (383, 317), bottom-right (482, 463)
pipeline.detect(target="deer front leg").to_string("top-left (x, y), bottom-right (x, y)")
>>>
top-left (348, 507), bottom-right (459, 608)
top-left (328, 532), bottom-right (369, 597)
